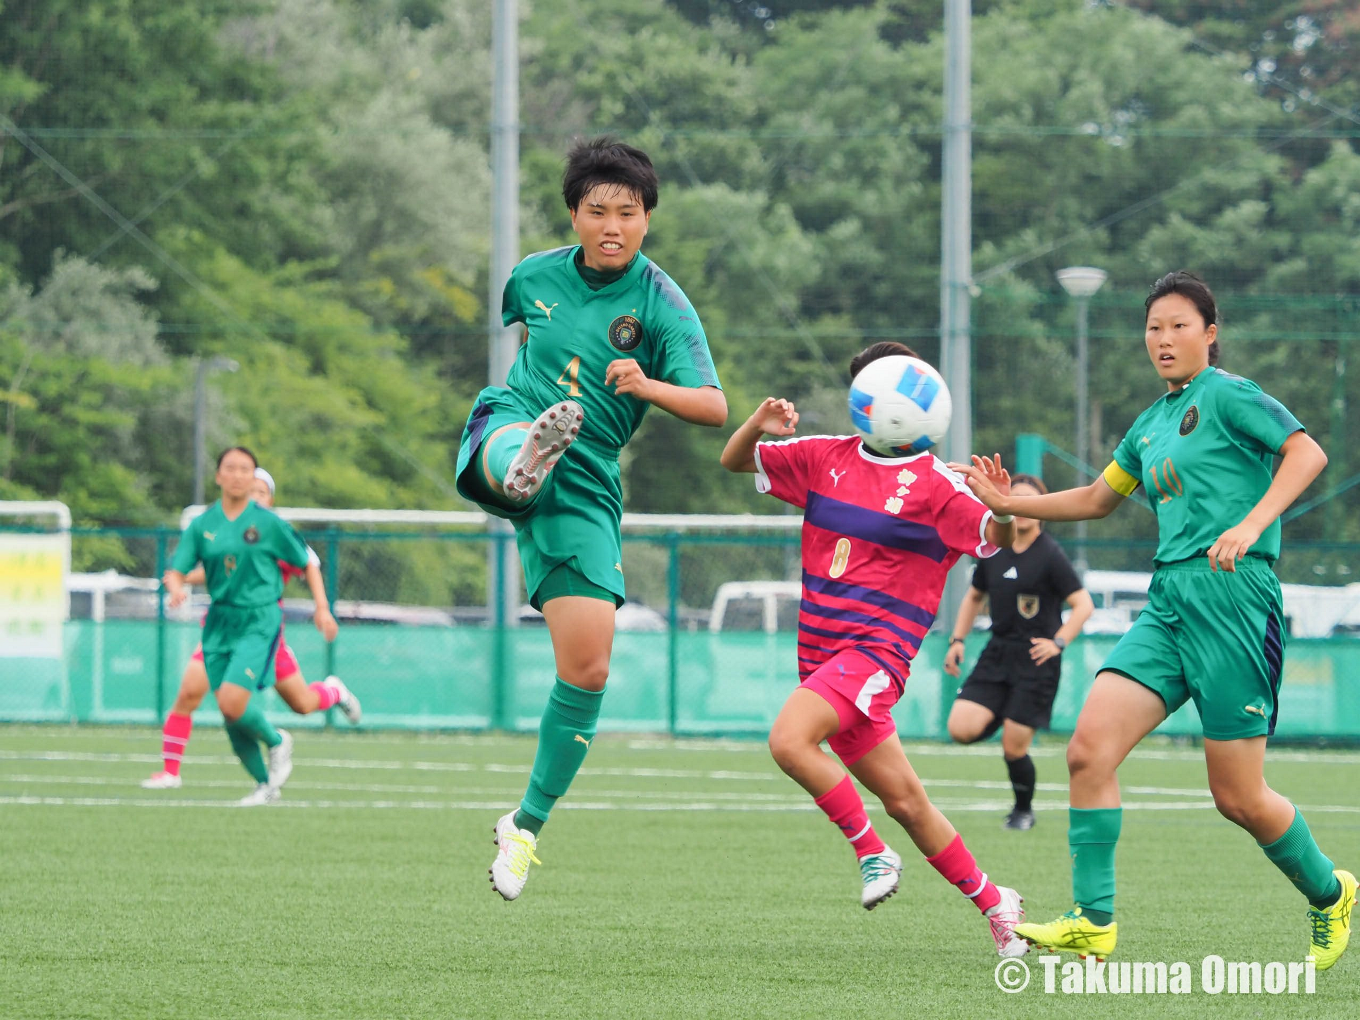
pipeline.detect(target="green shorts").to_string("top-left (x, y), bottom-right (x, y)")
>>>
top-left (201, 603), bottom-right (284, 692)
top-left (456, 386), bottom-right (626, 609)
top-left (1101, 556), bottom-right (1285, 740)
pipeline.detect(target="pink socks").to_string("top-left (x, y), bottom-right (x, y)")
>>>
top-left (309, 681), bottom-right (340, 711)
top-left (161, 712), bottom-right (193, 776)
top-left (926, 833), bottom-right (1001, 913)
top-left (814, 775), bottom-right (887, 858)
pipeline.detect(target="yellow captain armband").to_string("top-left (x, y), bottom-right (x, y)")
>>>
top-left (1102, 461), bottom-right (1140, 497)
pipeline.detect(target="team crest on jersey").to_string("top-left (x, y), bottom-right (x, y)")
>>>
top-left (243, 526), bottom-right (260, 545)
top-left (1017, 594), bottom-right (1039, 619)
top-left (607, 314), bottom-right (644, 352)
top-left (1179, 405), bottom-right (1200, 436)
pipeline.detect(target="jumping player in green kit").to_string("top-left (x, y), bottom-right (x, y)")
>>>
top-left (952, 272), bottom-right (1354, 969)
top-left (456, 137), bottom-right (727, 900)
top-left (163, 446), bottom-right (312, 806)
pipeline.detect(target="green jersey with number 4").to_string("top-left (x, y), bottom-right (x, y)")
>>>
top-left (1102, 367), bottom-right (1303, 566)
top-left (454, 246), bottom-right (721, 604)
top-left (499, 245), bottom-right (719, 449)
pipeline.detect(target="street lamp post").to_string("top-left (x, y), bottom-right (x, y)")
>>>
top-left (193, 356), bottom-right (240, 506)
top-left (1056, 266), bottom-right (1107, 575)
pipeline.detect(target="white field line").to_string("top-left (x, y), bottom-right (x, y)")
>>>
top-left (0, 750), bottom-right (1227, 799)
top-left (7, 729), bottom-right (1359, 766)
top-left (0, 749), bottom-right (775, 781)
top-left (8, 765), bottom-right (1360, 816)
top-left (628, 738), bottom-right (1360, 767)
top-left (0, 726), bottom-right (530, 748)
top-left (5, 794), bottom-right (1360, 815)
top-left (0, 773), bottom-right (808, 802)
top-left (0, 772), bottom-right (1231, 804)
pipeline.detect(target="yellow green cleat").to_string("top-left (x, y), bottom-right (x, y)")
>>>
top-left (1014, 908), bottom-right (1117, 961)
top-left (1309, 869), bottom-right (1356, 972)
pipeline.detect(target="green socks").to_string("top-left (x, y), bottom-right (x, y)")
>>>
top-left (517, 677), bottom-right (605, 834)
top-left (235, 696), bottom-right (282, 748)
top-left (475, 426), bottom-right (531, 499)
top-left (1260, 809), bottom-right (1341, 909)
top-left (1070, 807), bottom-right (1121, 926)
top-left (224, 696), bottom-right (281, 784)
top-left (225, 722), bottom-right (269, 783)
top-left (1065, 806), bottom-right (1339, 925)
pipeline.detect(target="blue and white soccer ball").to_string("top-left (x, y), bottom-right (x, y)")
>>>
top-left (847, 355), bottom-right (953, 457)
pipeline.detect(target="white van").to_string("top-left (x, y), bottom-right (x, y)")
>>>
top-left (709, 581), bottom-right (801, 634)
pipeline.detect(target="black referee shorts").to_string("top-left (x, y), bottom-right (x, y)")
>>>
top-left (955, 637), bottom-right (1061, 731)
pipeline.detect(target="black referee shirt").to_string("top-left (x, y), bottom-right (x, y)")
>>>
top-left (971, 531), bottom-right (1083, 641)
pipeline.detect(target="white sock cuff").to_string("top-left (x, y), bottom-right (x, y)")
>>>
top-left (965, 871), bottom-right (989, 899)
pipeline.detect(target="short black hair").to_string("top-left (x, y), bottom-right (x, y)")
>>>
top-left (1146, 270), bottom-right (1220, 366)
top-left (216, 445), bottom-right (258, 469)
top-left (849, 341), bottom-right (922, 380)
top-left (562, 136), bottom-right (659, 212)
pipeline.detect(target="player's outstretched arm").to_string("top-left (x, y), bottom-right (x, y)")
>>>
top-left (305, 561), bottom-right (339, 641)
top-left (720, 398), bottom-right (799, 473)
top-left (949, 453), bottom-right (1124, 522)
top-left (604, 359), bottom-right (727, 426)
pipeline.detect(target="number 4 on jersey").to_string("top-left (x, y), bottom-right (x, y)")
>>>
top-left (557, 356), bottom-right (582, 397)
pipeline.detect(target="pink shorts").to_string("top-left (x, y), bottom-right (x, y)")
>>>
top-left (189, 630), bottom-right (300, 681)
top-left (801, 648), bottom-right (903, 765)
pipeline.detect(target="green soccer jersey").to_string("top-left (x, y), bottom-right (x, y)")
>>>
top-left (1103, 367), bottom-right (1303, 566)
top-left (501, 246), bottom-right (721, 450)
top-left (171, 500), bottom-right (310, 607)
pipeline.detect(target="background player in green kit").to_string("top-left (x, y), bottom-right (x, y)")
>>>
top-left (163, 446), bottom-right (312, 806)
top-left (952, 271), bottom-right (1354, 969)
top-left (456, 137), bottom-right (727, 900)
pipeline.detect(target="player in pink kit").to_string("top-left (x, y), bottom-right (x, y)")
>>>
top-left (141, 467), bottom-right (360, 789)
top-left (720, 342), bottom-right (1028, 957)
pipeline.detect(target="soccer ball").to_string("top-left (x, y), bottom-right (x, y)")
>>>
top-left (847, 355), bottom-right (953, 456)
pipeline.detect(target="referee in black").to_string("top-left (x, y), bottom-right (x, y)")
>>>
top-left (945, 474), bottom-right (1094, 830)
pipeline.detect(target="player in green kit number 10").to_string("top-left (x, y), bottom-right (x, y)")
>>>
top-left (163, 446), bottom-right (313, 806)
top-left (952, 271), bottom-right (1354, 970)
top-left (455, 137), bottom-right (727, 900)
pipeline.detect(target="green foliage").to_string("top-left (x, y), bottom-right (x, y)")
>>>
top-left (2, 0), bottom-right (1359, 592)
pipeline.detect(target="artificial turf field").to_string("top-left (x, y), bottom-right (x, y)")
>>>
top-left (2, 725), bottom-right (1357, 1019)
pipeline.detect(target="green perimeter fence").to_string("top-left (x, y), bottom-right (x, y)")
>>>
top-left (4, 524), bottom-right (1360, 741)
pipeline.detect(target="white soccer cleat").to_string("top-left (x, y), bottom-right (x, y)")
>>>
top-left (489, 811), bottom-right (541, 901)
top-left (860, 847), bottom-right (903, 910)
top-left (502, 401), bottom-right (584, 502)
top-left (324, 675), bottom-right (362, 724)
top-left (267, 729), bottom-right (294, 791)
top-left (140, 771), bottom-right (183, 790)
top-left (986, 885), bottom-right (1029, 957)
top-left (239, 783), bottom-right (281, 806)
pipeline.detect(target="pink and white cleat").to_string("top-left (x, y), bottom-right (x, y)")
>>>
top-left (502, 401), bottom-right (584, 502)
top-left (986, 886), bottom-right (1029, 957)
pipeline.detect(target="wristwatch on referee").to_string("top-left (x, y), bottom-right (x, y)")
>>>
top-left (1052, 636), bottom-right (1068, 651)
top-left (950, 636), bottom-right (966, 647)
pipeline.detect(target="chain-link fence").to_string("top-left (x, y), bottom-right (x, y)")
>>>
top-left (5, 520), bottom-right (1360, 740)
